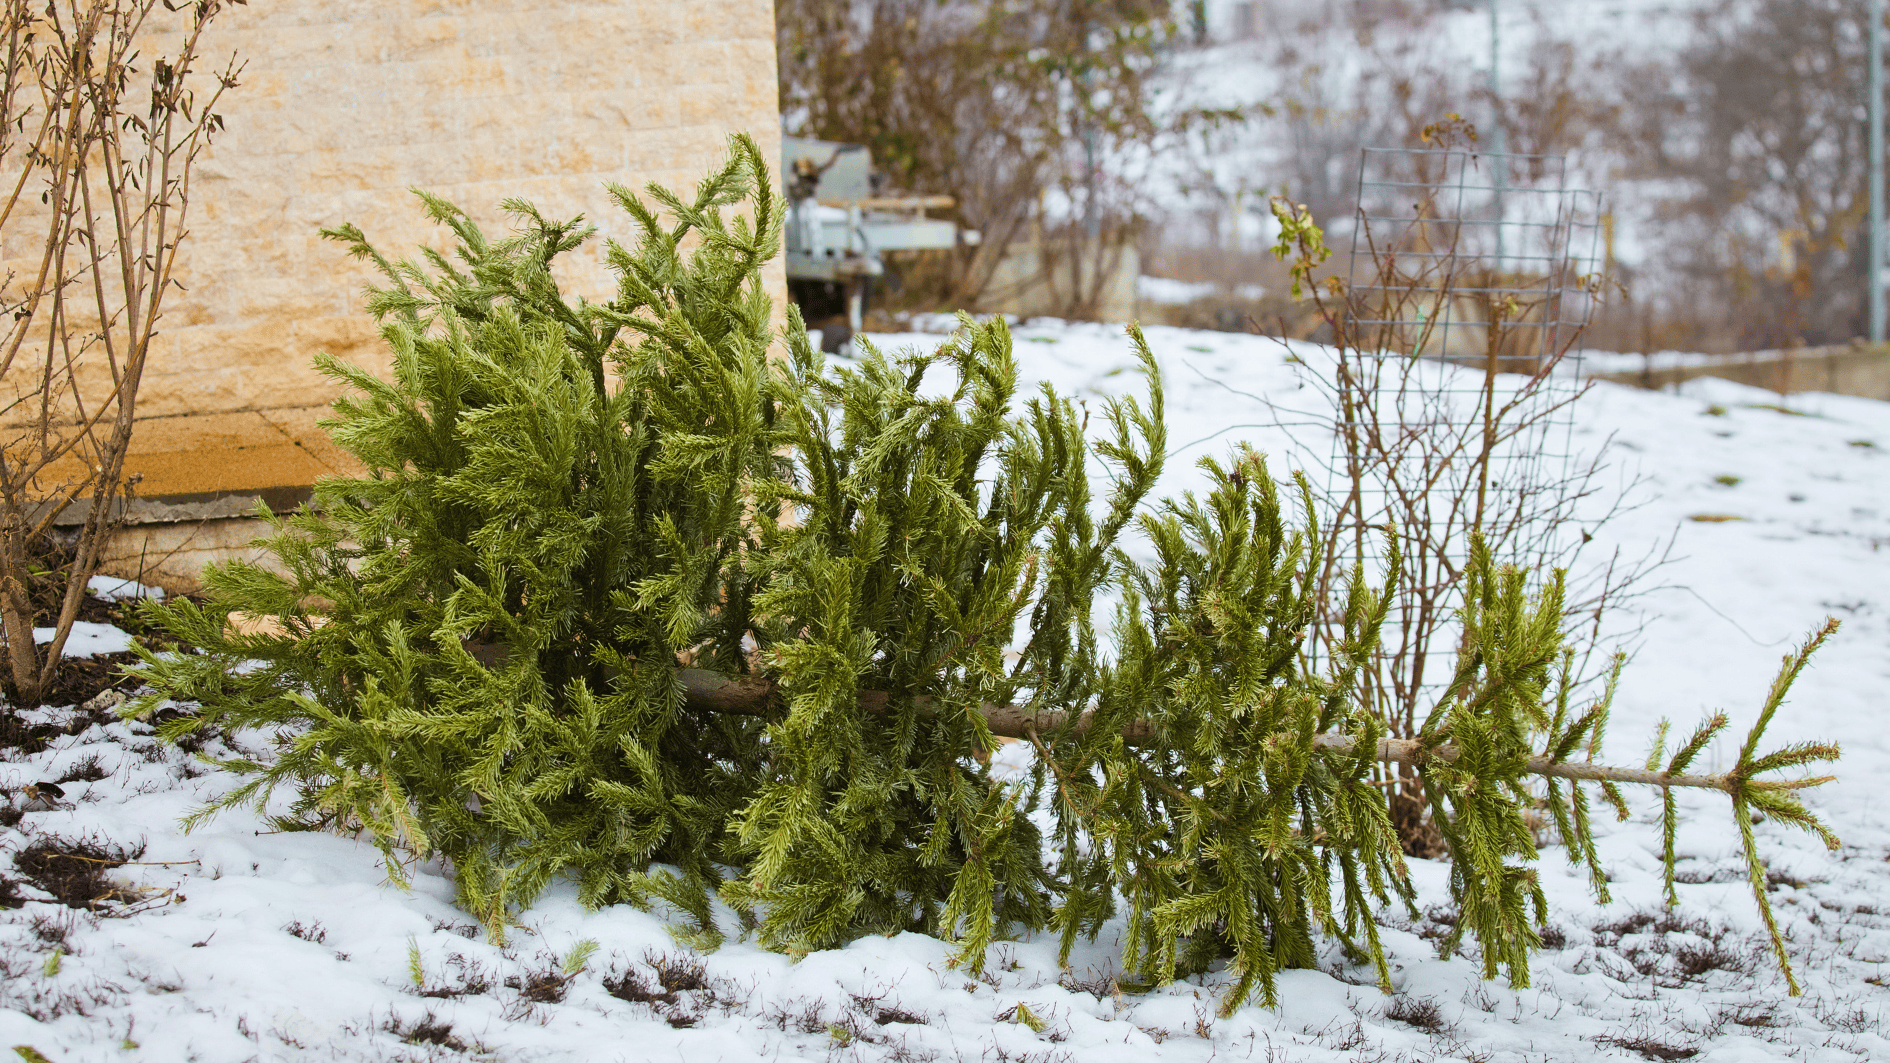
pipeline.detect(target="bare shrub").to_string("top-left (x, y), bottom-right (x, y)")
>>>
top-left (1267, 166), bottom-right (1663, 859)
top-left (0, 0), bottom-right (242, 708)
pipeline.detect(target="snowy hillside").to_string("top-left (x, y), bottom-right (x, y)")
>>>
top-left (3, 319), bottom-right (1888, 1062)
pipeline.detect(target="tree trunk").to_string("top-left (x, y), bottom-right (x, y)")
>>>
top-left (674, 667), bottom-right (1820, 794)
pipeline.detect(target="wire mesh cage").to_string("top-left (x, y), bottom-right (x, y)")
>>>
top-left (1308, 144), bottom-right (1610, 733)
top-left (1345, 147), bottom-right (1605, 374)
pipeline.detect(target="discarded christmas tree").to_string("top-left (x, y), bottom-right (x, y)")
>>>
top-left (126, 133), bottom-right (1841, 1012)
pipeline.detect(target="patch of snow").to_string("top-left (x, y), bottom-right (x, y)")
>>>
top-left (31, 621), bottom-right (134, 657)
top-left (87, 575), bottom-right (164, 602)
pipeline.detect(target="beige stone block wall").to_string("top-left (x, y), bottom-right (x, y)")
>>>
top-left (138, 0), bottom-right (784, 419)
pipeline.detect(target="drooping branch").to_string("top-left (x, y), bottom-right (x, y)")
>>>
top-left (675, 668), bottom-right (1825, 795)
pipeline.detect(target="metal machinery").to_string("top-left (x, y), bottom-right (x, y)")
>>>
top-left (782, 136), bottom-right (975, 351)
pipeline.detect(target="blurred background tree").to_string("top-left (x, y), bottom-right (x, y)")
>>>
top-left (777, 0), bottom-right (1886, 354)
top-left (1617, 0), bottom-right (1872, 351)
top-left (776, 0), bottom-right (1237, 318)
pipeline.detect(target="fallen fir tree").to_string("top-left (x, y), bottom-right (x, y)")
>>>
top-left (125, 134), bottom-right (1841, 1013)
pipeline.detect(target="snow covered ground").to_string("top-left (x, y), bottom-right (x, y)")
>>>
top-left (3, 319), bottom-right (1888, 1062)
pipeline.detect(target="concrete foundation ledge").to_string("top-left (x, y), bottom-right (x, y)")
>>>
top-left (93, 514), bottom-right (286, 597)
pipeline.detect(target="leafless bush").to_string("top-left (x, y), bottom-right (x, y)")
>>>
top-left (0, 0), bottom-right (242, 707)
top-left (1267, 126), bottom-right (1667, 850)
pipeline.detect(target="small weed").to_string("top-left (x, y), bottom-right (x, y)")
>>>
top-left (1592, 912), bottom-right (1656, 943)
top-left (13, 834), bottom-right (146, 910)
top-left (1812, 997), bottom-right (1874, 1033)
top-left (55, 754), bottom-right (110, 785)
top-left (1649, 910), bottom-right (1711, 934)
top-left (1719, 1004), bottom-right (1779, 1028)
top-left (646, 950), bottom-right (708, 994)
top-left (1192, 1003), bottom-right (1215, 1039)
top-left (1057, 968), bottom-right (1116, 999)
top-left (1673, 942), bottom-right (1746, 978)
top-left (1703, 404), bottom-right (1727, 416)
top-left (507, 965), bottom-right (572, 1004)
top-left (29, 911), bottom-right (80, 951)
top-left (604, 951), bottom-right (715, 1027)
top-left (874, 1004), bottom-right (927, 1025)
top-left (985, 1047), bottom-right (1073, 1063)
top-left (1848, 438), bottom-right (1877, 447)
top-left (429, 918), bottom-right (478, 939)
top-left (384, 1011), bottom-right (470, 1052)
top-left (416, 954), bottom-right (493, 999)
top-left (500, 938), bottom-right (598, 1004)
top-left (1713, 474), bottom-right (1742, 486)
top-left (1687, 513), bottom-right (1745, 523)
top-left (283, 920), bottom-right (327, 945)
top-left (1384, 995), bottom-right (1449, 1033)
top-left (1596, 1034), bottom-right (1699, 1060)
top-left (603, 968), bottom-right (670, 1007)
top-left (1001, 1002), bottom-right (1047, 1032)
top-left (765, 998), bottom-right (829, 1035)
top-left (1764, 867), bottom-right (1811, 890)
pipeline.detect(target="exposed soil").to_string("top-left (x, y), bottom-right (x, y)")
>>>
top-left (0, 658), bottom-right (141, 756)
top-left (0, 650), bottom-right (146, 746)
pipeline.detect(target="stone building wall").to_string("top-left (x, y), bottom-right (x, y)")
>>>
top-left (8, 1), bottom-right (785, 592)
top-left (145, 0), bottom-right (784, 418)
